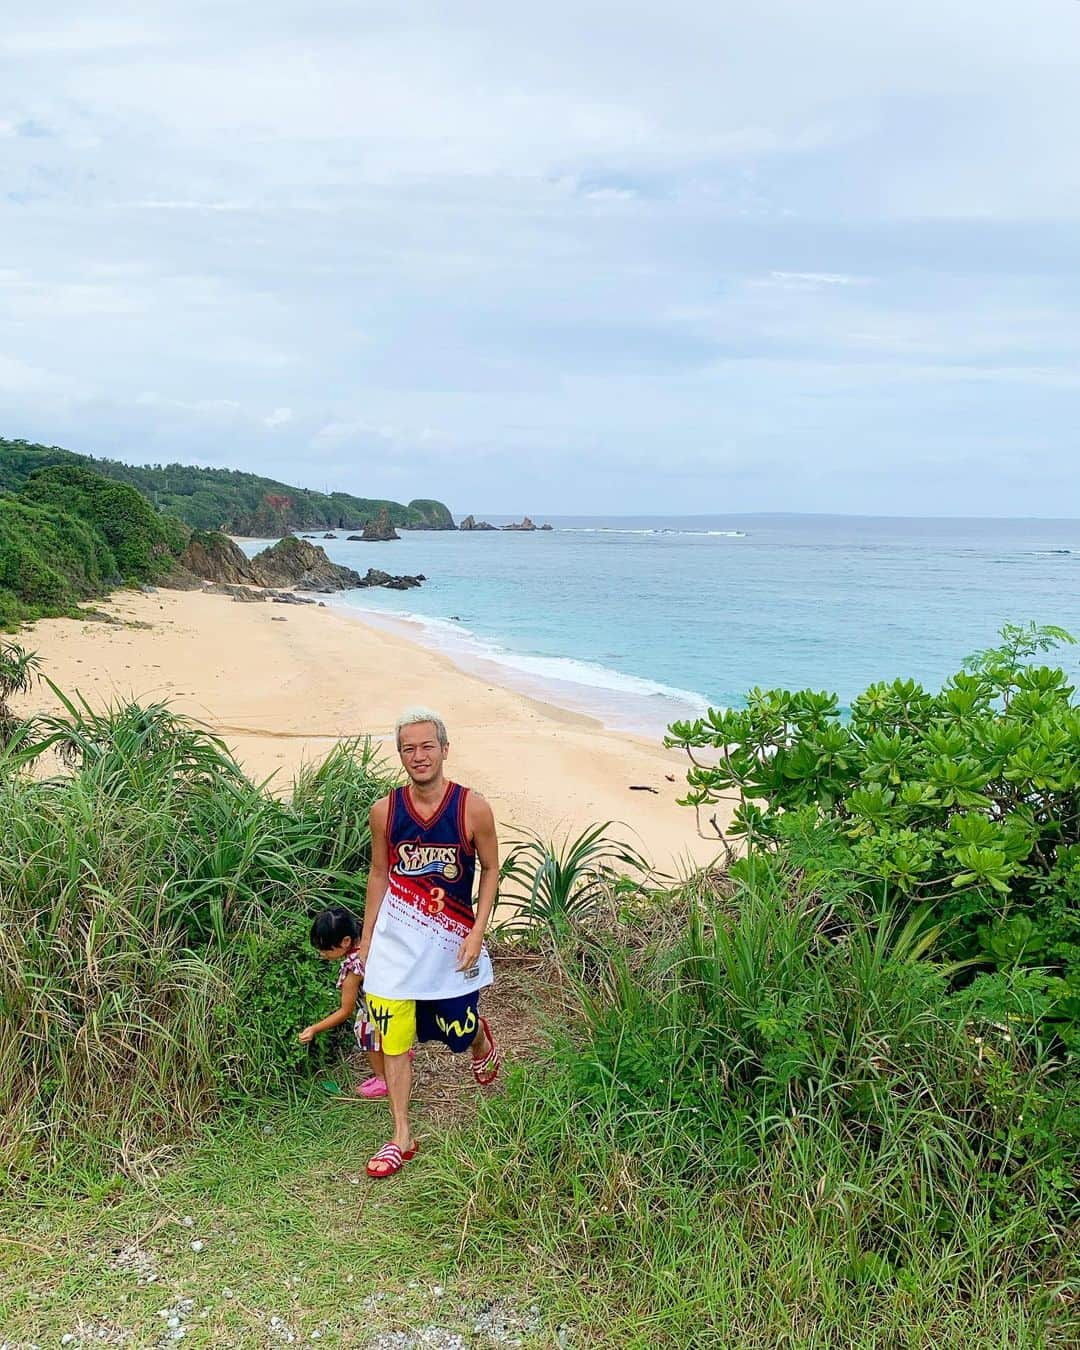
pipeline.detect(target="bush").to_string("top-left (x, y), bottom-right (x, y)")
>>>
top-left (21, 463), bottom-right (183, 580)
top-left (666, 623), bottom-right (1080, 1048)
top-left (221, 917), bottom-right (353, 1098)
top-left (421, 863), bottom-right (1080, 1344)
top-left (0, 494), bottom-right (118, 625)
top-left (0, 696), bottom-right (397, 1179)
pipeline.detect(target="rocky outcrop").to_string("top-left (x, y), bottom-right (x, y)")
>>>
top-left (323, 532), bottom-right (337, 539)
top-left (346, 534), bottom-right (364, 541)
top-left (361, 506), bottom-right (399, 541)
top-left (176, 531), bottom-right (258, 586)
top-left (359, 568), bottom-right (424, 590)
top-left (540, 523), bottom-right (553, 531)
top-left (502, 517), bottom-right (537, 531)
top-left (247, 536), bottom-right (363, 590)
top-left (170, 531), bottom-right (426, 595)
top-left (204, 583), bottom-right (266, 601)
top-left (460, 515), bottom-right (497, 531)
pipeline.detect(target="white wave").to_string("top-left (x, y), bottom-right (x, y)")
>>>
top-left (557, 526), bottom-right (747, 537)
top-left (333, 596), bottom-right (712, 723)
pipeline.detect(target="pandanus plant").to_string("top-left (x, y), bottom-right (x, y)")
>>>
top-left (496, 821), bottom-right (651, 935)
top-left (0, 639), bottom-right (40, 748)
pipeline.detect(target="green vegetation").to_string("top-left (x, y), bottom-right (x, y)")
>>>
top-left (0, 687), bottom-right (396, 1179)
top-left (433, 868), bottom-right (1078, 1344)
top-left (3, 627), bottom-right (1078, 1345)
top-left (0, 639), bottom-right (40, 744)
top-left (1, 437), bottom-right (454, 533)
top-left (666, 621), bottom-right (1080, 1052)
top-left (21, 463), bottom-right (190, 578)
top-left (0, 494), bottom-right (127, 626)
top-left (0, 462), bottom-right (189, 626)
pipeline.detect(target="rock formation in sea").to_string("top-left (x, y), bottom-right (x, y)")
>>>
top-left (459, 515), bottom-right (497, 531)
top-left (361, 506), bottom-right (400, 541)
top-left (169, 531), bottom-right (425, 594)
top-left (502, 517), bottom-right (537, 531)
top-left (359, 568), bottom-right (425, 590)
top-left (246, 536), bottom-right (362, 589)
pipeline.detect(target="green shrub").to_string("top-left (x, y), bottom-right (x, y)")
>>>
top-left (667, 622), bottom-right (1080, 1047)
top-left (21, 463), bottom-right (182, 580)
top-left (0, 696), bottom-right (394, 1178)
top-left (0, 494), bottom-right (118, 624)
top-left (421, 862), bottom-right (1079, 1344)
top-left (220, 916), bottom-right (354, 1098)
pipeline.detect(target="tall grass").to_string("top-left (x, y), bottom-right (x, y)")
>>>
top-left (0, 697), bottom-right (396, 1182)
top-left (423, 854), bottom-right (1080, 1344)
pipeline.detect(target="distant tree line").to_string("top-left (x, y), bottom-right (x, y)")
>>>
top-left (0, 439), bottom-right (455, 534)
top-left (0, 436), bottom-right (457, 625)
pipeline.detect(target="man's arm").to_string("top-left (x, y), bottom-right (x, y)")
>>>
top-left (457, 793), bottom-right (499, 970)
top-left (358, 796), bottom-right (390, 963)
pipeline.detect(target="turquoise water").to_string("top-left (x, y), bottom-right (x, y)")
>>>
top-left (245, 516), bottom-right (1080, 736)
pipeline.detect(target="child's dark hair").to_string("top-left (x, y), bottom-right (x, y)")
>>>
top-left (310, 906), bottom-right (359, 951)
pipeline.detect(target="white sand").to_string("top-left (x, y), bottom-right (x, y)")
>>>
top-left (16, 588), bottom-right (729, 875)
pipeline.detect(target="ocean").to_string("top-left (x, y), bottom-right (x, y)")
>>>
top-left (244, 516), bottom-right (1080, 737)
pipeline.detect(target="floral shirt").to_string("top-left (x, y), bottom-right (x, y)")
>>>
top-left (337, 946), bottom-right (365, 989)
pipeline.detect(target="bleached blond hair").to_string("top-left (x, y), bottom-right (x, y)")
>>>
top-left (395, 707), bottom-right (449, 750)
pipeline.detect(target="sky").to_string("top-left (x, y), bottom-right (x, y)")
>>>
top-left (2, 1), bottom-right (1079, 517)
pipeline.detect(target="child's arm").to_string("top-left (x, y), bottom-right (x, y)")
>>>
top-left (298, 971), bottom-right (361, 1044)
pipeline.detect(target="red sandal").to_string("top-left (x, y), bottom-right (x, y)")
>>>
top-left (471, 1016), bottom-right (500, 1087)
top-left (365, 1140), bottom-right (419, 1179)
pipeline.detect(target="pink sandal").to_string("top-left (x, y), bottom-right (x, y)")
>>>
top-left (366, 1139), bottom-right (419, 1179)
top-left (471, 1016), bottom-right (500, 1087)
top-left (354, 1048), bottom-right (415, 1099)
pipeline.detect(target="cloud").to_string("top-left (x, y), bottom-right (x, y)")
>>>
top-left (767, 272), bottom-right (870, 288)
top-left (0, 353), bottom-right (80, 395)
top-left (134, 392), bottom-right (241, 416)
top-left (1, 2), bottom-right (1079, 514)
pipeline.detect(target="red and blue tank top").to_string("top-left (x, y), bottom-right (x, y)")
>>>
top-left (363, 781), bottom-right (494, 1000)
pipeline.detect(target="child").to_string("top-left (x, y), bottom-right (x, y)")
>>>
top-left (299, 905), bottom-right (390, 1099)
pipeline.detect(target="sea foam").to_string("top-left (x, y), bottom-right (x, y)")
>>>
top-left (333, 597), bottom-right (712, 733)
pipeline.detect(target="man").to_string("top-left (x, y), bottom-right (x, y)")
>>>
top-left (357, 707), bottom-right (500, 1179)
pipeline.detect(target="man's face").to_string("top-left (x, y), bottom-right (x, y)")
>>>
top-left (398, 722), bottom-right (447, 786)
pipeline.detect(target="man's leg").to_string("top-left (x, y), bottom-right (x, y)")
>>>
top-left (470, 1018), bottom-right (491, 1059)
top-left (382, 1050), bottom-right (414, 1151)
top-left (363, 996), bottom-right (417, 1175)
top-left (422, 994), bottom-right (500, 1084)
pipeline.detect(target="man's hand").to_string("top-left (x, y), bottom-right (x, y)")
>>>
top-left (298, 1025), bottom-right (317, 1045)
top-left (456, 926), bottom-right (484, 973)
top-left (356, 935), bottom-right (371, 966)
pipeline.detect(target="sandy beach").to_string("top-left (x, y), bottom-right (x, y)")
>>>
top-left (14, 588), bottom-right (728, 875)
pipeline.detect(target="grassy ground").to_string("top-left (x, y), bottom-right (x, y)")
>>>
top-left (0, 1067), bottom-right (551, 1349)
top-left (5, 1065), bottom-right (1075, 1350)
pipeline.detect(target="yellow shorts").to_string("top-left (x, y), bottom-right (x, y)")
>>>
top-left (364, 994), bottom-right (417, 1057)
top-left (365, 991), bottom-right (481, 1056)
